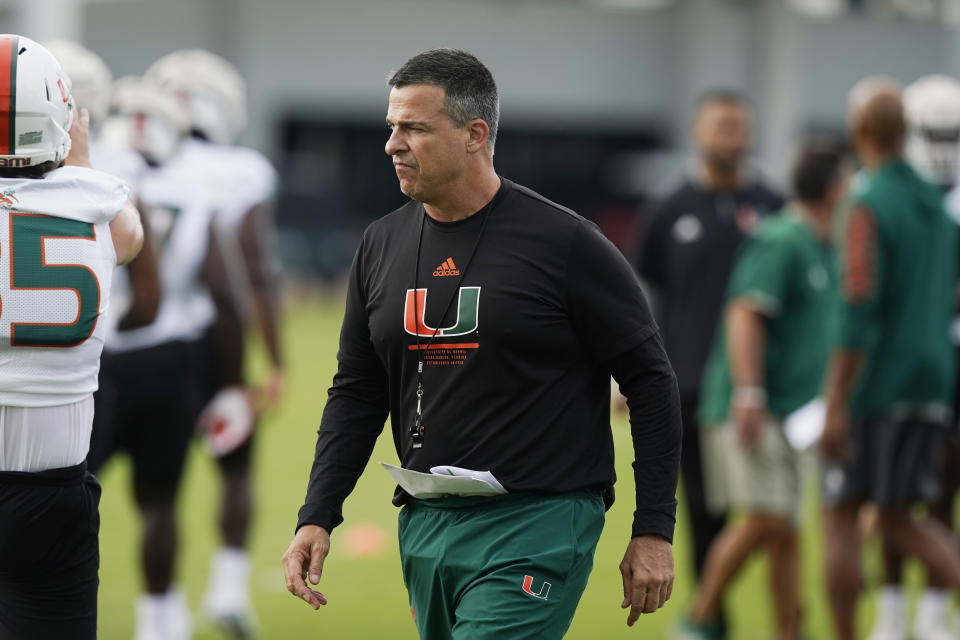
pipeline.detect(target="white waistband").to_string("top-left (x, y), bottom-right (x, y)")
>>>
top-left (0, 396), bottom-right (94, 472)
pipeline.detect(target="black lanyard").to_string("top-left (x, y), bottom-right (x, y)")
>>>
top-left (410, 195), bottom-right (496, 449)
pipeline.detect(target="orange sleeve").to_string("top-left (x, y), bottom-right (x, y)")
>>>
top-left (843, 206), bottom-right (877, 304)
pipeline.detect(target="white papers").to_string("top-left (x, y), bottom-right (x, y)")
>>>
top-left (428, 465), bottom-right (507, 493)
top-left (380, 463), bottom-right (508, 499)
top-left (784, 398), bottom-right (826, 451)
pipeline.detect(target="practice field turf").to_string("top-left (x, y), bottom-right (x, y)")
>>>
top-left (96, 295), bottom-right (931, 639)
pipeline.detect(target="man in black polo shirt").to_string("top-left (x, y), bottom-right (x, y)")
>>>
top-left (281, 49), bottom-right (682, 639)
top-left (637, 90), bottom-right (784, 592)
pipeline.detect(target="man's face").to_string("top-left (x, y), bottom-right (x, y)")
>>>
top-left (693, 101), bottom-right (752, 174)
top-left (385, 84), bottom-right (469, 203)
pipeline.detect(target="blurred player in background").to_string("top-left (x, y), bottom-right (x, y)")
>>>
top-left (0, 34), bottom-right (143, 639)
top-left (820, 76), bottom-right (960, 640)
top-left (863, 73), bottom-right (960, 640)
top-left (677, 141), bottom-right (845, 640)
top-left (87, 75), bottom-right (241, 640)
top-left (44, 39), bottom-right (149, 186)
top-left (147, 49), bottom-right (284, 638)
top-left (637, 89), bottom-right (783, 635)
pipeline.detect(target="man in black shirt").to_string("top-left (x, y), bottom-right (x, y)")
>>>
top-left (637, 91), bottom-right (783, 591)
top-left (282, 49), bottom-right (682, 639)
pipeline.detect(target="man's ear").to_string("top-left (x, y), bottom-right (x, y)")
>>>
top-left (465, 118), bottom-right (490, 153)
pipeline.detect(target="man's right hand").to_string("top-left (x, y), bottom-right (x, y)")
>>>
top-left (819, 402), bottom-right (852, 462)
top-left (282, 525), bottom-right (330, 610)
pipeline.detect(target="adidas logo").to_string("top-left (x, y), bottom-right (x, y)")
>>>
top-left (433, 257), bottom-right (460, 277)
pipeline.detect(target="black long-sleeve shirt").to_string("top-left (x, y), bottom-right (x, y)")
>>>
top-left (298, 179), bottom-right (682, 541)
top-left (638, 177), bottom-right (783, 396)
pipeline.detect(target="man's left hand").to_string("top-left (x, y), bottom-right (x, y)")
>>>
top-left (255, 367), bottom-right (285, 411)
top-left (64, 107), bottom-right (92, 169)
top-left (619, 535), bottom-right (674, 626)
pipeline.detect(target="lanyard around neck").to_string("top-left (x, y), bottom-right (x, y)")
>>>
top-left (410, 196), bottom-right (496, 449)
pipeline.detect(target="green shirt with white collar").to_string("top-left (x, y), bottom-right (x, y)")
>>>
top-left (699, 209), bottom-right (838, 425)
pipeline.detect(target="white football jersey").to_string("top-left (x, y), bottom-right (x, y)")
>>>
top-left (178, 138), bottom-right (277, 234)
top-left (0, 166), bottom-right (127, 407)
top-left (91, 139), bottom-right (148, 188)
top-left (105, 145), bottom-right (219, 352)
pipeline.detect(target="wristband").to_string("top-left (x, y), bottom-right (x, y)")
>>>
top-left (733, 386), bottom-right (767, 409)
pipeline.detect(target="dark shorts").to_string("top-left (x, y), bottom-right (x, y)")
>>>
top-left (88, 339), bottom-right (207, 505)
top-left (217, 431), bottom-right (256, 474)
top-left (399, 491), bottom-right (604, 640)
top-left (0, 464), bottom-right (100, 640)
top-left (821, 415), bottom-right (945, 507)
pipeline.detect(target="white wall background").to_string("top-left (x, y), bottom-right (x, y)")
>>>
top-left (5, 0), bottom-right (960, 181)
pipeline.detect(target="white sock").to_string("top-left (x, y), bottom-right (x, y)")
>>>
top-left (915, 588), bottom-right (950, 630)
top-left (211, 546), bottom-right (251, 586)
top-left (136, 590), bottom-right (182, 639)
top-left (873, 586), bottom-right (905, 627)
top-left (136, 592), bottom-right (167, 620)
top-left (166, 586), bottom-right (188, 610)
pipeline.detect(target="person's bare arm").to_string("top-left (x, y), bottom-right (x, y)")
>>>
top-left (63, 106), bottom-right (144, 265)
top-left (110, 200), bottom-right (144, 266)
top-left (820, 351), bottom-right (865, 461)
top-left (238, 202), bottom-right (284, 406)
top-left (725, 300), bottom-right (769, 451)
top-left (821, 205), bottom-right (876, 461)
top-left (202, 225), bottom-right (245, 389)
top-left (116, 206), bottom-right (159, 330)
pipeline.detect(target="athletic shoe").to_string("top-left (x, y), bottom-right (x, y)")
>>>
top-left (134, 589), bottom-right (192, 640)
top-left (866, 589), bottom-right (907, 640)
top-left (134, 595), bottom-right (165, 640)
top-left (203, 548), bottom-right (258, 638)
top-left (672, 617), bottom-right (724, 640)
top-left (913, 589), bottom-right (953, 640)
top-left (167, 588), bottom-right (193, 640)
top-left (912, 623), bottom-right (957, 640)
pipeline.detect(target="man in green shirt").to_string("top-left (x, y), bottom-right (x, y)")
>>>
top-left (676, 142), bottom-right (845, 640)
top-left (820, 77), bottom-right (960, 640)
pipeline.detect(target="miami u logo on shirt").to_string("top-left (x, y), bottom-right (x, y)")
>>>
top-left (403, 287), bottom-right (481, 337)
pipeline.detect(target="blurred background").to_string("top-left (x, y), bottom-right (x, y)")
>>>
top-left (8, 0), bottom-right (960, 278)
top-left (4, 0), bottom-right (960, 638)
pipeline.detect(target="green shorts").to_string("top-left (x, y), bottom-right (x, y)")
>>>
top-left (398, 490), bottom-right (605, 640)
top-left (702, 419), bottom-right (804, 524)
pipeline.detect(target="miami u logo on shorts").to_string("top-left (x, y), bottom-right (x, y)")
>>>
top-left (522, 575), bottom-right (551, 601)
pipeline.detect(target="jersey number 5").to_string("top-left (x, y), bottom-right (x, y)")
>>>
top-left (9, 214), bottom-right (100, 348)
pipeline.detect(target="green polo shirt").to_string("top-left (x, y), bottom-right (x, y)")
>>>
top-left (699, 210), bottom-right (838, 425)
top-left (838, 160), bottom-right (957, 416)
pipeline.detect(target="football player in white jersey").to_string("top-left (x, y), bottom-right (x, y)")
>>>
top-left (85, 75), bottom-right (242, 640)
top-left (865, 74), bottom-right (960, 640)
top-left (0, 35), bottom-right (143, 639)
top-left (147, 49), bottom-right (285, 637)
top-left (45, 41), bottom-right (161, 336)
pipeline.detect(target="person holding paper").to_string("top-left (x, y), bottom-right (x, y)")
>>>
top-left (281, 48), bottom-right (682, 639)
top-left (676, 141), bottom-right (845, 640)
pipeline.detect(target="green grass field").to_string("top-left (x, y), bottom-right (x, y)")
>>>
top-left (95, 295), bottom-right (927, 639)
